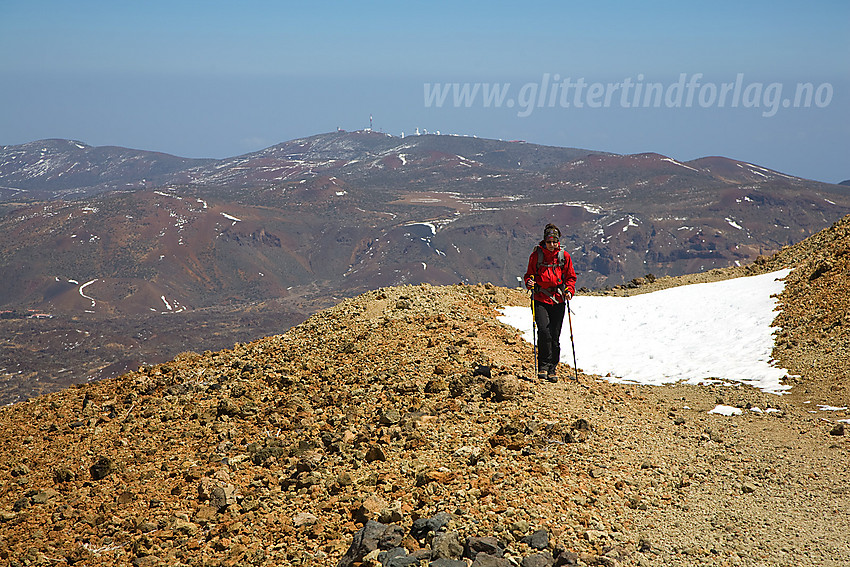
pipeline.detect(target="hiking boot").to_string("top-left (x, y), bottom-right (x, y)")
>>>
top-left (537, 371), bottom-right (548, 381)
top-left (546, 371), bottom-right (558, 383)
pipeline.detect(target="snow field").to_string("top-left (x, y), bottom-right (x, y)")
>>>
top-left (498, 269), bottom-right (794, 396)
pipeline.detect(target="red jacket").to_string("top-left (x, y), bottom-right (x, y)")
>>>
top-left (524, 242), bottom-right (577, 304)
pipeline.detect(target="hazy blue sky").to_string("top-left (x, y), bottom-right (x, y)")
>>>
top-left (1, 0), bottom-right (847, 182)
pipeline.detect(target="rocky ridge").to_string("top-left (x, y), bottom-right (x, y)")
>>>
top-left (770, 215), bottom-right (850, 408)
top-left (1, 217), bottom-right (849, 566)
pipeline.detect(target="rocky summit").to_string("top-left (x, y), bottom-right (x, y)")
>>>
top-left (1, 217), bottom-right (849, 567)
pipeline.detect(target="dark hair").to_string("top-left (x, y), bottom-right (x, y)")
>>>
top-left (543, 223), bottom-right (561, 240)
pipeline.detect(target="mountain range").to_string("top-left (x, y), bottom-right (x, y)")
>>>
top-left (1, 130), bottom-right (849, 404)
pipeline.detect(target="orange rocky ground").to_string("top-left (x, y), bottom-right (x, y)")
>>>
top-left (0, 217), bottom-right (848, 567)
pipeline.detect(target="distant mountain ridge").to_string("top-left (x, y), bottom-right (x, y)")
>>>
top-left (0, 139), bottom-right (214, 200)
top-left (2, 131), bottom-right (841, 198)
top-left (1, 132), bottom-right (610, 200)
top-left (2, 130), bottom-right (848, 302)
top-left (5, 131), bottom-right (847, 299)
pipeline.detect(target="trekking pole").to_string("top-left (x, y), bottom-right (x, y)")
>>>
top-left (530, 282), bottom-right (538, 377)
top-left (566, 296), bottom-right (579, 381)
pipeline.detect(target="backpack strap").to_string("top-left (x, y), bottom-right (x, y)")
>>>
top-left (536, 248), bottom-right (565, 269)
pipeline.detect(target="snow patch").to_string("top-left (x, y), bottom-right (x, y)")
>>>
top-left (661, 157), bottom-right (700, 172)
top-left (79, 279), bottom-right (98, 308)
top-left (817, 405), bottom-right (848, 412)
top-left (406, 222), bottom-right (437, 235)
top-left (725, 218), bottom-right (744, 230)
top-left (709, 405), bottom-right (743, 416)
top-left (499, 269), bottom-right (794, 395)
top-left (155, 190), bottom-right (183, 199)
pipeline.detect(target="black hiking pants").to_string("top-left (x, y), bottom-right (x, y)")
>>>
top-left (534, 300), bottom-right (565, 373)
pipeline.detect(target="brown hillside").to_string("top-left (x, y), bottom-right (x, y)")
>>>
top-left (0, 218), bottom-right (849, 566)
top-left (771, 214), bottom-right (850, 407)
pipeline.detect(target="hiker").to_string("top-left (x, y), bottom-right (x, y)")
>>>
top-left (524, 223), bottom-right (577, 382)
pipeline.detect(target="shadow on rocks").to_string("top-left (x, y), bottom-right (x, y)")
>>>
top-left (337, 513), bottom-right (580, 567)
